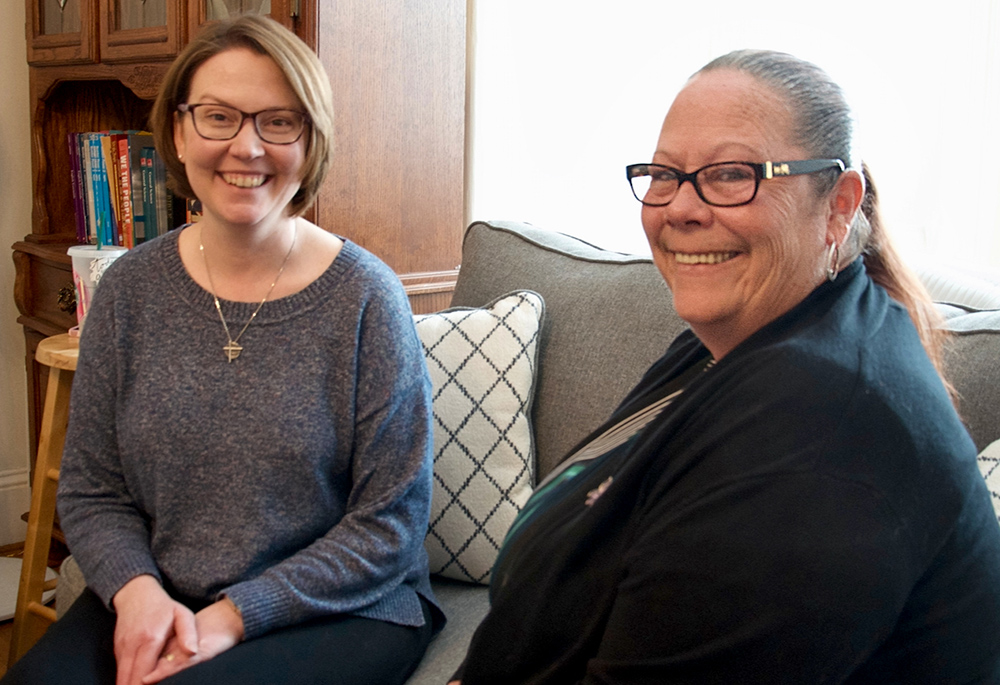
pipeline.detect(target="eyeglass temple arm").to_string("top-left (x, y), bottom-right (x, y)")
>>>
top-left (625, 164), bottom-right (646, 180)
top-left (764, 159), bottom-right (845, 179)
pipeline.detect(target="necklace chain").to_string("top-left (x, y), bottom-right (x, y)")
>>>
top-left (200, 224), bottom-right (298, 362)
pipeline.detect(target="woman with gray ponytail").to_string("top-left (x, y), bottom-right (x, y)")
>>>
top-left (698, 50), bottom-right (952, 392)
top-left (450, 50), bottom-right (1000, 684)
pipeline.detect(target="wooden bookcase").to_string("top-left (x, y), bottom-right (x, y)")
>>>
top-left (14, 0), bottom-right (466, 462)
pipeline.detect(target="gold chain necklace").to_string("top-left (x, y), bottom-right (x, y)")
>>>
top-left (200, 225), bottom-right (298, 363)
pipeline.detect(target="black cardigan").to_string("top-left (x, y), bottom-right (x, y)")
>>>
top-left (457, 259), bottom-right (1000, 684)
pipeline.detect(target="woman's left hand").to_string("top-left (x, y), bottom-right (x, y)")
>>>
top-left (141, 598), bottom-right (245, 684)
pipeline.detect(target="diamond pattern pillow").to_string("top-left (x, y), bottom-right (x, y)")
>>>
top-left (978, 440), bottom-right (1000, 523)
top-left (415, 290), bottom-right (544, 584)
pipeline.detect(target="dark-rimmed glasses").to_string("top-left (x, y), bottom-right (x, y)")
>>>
top-left (626, 159), bottom-right (845, 207)
top-left (178, 103), bottom-right (310, 145)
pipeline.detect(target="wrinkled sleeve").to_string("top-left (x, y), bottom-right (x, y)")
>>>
top-left (57, 272), bottom-right (162, 607)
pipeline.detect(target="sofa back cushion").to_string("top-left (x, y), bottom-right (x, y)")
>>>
top-left (450, 220), bottom-right (688, 479)
top-left (919, 266), bottom-right (1000, 452)
top-left (452, 220), bottom-right (1000, 478)
top-left (935, 306), bottom-right (1000, 452)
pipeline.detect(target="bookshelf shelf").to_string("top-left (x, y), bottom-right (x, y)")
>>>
top-left (15, 0), bottom-right (467, 463)
top-left (31, 75), bottom-right (156, 242)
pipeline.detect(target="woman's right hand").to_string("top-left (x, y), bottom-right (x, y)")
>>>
top-left (111, 575), bottom-right (199, 685)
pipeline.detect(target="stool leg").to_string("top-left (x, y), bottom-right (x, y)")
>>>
top-left (8, 366), bottom-right (72, 665)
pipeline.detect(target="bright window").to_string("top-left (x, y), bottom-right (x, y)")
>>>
top-left (469, 0), bottom-right (1000, 272)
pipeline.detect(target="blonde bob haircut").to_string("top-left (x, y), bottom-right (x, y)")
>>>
top-left (150, 14), bottom-right (334, 217)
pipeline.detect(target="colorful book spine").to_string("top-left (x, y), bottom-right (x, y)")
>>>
top-left (67, 133), bottom-right (87, 243)
top-left (91, 136), bottom-right (118, 246)
top-left (141, 148), bottom-right (158, 240)
top-left (152, 149), bottom-right (169, 233)
top-left (117, 136), bottom-right (134, 249)
top-left (80, 133), bottom-right (97, 244)
top-left (126, 132), bottom-right (154, 244)
top-left (87, 136), bottom-right (106, 246)
top-left (100, 133), bottom-right (125, 246)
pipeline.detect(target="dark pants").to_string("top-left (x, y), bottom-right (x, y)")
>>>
top-left (2, 589), bottom-right (434, 685)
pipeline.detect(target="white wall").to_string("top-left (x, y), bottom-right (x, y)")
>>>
top-left (468, 0), bottom-right (1000, 272)
top-left (0, 2), bottom-right (33, 546)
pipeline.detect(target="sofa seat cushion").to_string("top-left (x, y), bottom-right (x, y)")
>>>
top-left (406, 578), bottom-right (489, 684)
top-left (415, 291), bottom-right (544, 583)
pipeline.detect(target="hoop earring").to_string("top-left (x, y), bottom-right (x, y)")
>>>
top-left (826, 242), bottom-right (840, 282)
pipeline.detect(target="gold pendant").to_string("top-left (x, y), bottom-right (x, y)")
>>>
top-left (224, 341), bottom-right (243, 362)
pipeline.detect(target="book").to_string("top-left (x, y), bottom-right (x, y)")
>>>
top-left (92, 135), bottom-right (118, 246)
top-left (79, 133), bottom-right (98, 244)
top-left (152, 149), bottom-right (169, 235)
top-left (66, 129), bottom-right (157, 247)
top-left (67, 133), bottom-right (87, 244)
top-left (100, 132), bottom-right (126, 246)
top-left (140, 148), bottom-right (158, 240)
top-left (67, 130), bottom-right (190, 246)
top-left (87, 135), bottom-right (106, 246)
top-left (124, 132), bottom-right (154, 243)
top-left (116, 136), bottom-right (134, 248)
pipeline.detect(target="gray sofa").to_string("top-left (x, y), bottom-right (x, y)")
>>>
top-left (57, 219), bottom-right (1000, 683)
top-left (408, 219), bottom-right (1000, 683)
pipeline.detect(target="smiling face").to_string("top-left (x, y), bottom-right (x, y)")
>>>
top-left (643, 69), bottom-right (839, 359)
top-left (174, 47), bottom-right (307, 232)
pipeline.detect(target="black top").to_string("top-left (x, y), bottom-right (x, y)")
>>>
top-left (458, 259), bottom-right (1000, 684)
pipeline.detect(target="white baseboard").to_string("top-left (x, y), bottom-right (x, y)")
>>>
top-left (0, 469), bottom-right (30, 547)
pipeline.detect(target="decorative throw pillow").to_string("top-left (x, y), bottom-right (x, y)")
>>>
top-left (415, 290), bottom-right (544, 584)
top-left (978, 440), bottom-right (1000, 523)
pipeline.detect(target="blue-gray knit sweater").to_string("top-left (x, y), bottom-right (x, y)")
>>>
top-left (57, 229), bottom-right (438, 640)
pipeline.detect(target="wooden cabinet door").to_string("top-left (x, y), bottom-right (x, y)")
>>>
top-left (99, 0), bottom-right (185, 62)
top-left (313, 0), bottom-right (466, 313)
top-left (26, 0), bottom-right (98, 65)
top-left (187, 0), bottom-right (301, 43)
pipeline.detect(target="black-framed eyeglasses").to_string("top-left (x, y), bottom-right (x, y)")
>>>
top-left (178, 103), bottom-right (310, 145)
top-left (625, 159), bottom-right (845, 208)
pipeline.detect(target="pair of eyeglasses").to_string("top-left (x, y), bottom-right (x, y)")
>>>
top-left (625, 159), bottom-right (845, 207)
top-left (178, 103), bottom-right (310, 145)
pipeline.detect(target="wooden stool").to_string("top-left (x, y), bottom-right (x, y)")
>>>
top-left (8, 334), bottom-right (79, 665)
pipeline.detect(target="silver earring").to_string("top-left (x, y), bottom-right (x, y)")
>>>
top-left (826, 242), bottom-right (840, 282)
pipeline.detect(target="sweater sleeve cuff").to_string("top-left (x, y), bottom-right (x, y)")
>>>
top-left (220, 577), bottom-right (294, 640)
top-left (87, 553), bottom-right (162, 610)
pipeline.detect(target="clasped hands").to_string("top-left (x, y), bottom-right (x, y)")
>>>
top-left (112, 575), bottom-right (245, 685)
